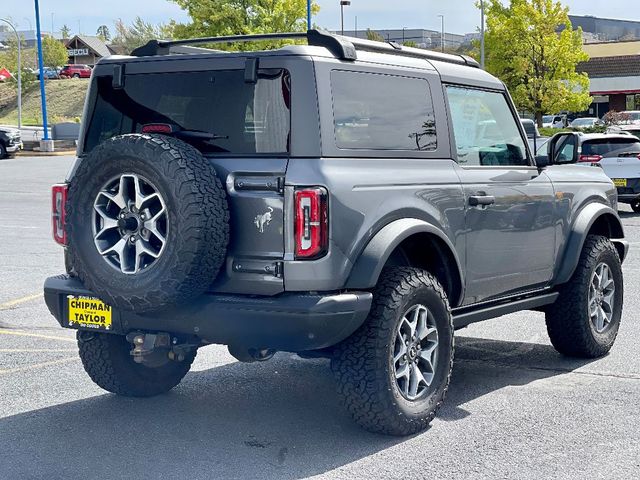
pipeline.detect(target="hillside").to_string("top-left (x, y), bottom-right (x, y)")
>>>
top-left (0, 79), bottom-right (89, 126)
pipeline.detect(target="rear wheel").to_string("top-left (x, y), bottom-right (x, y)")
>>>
top-left (630, 200), bottom-right (640, 213)
top-left (0, 143), bottom-right (6, 159)
top-left (546, 235), bottom-right (623, 358)
top-left (77, 331), bottom-right (196, 397)
top-left (332, 267), bottom-right (454, 436)
top-left (72, 73), bottom-right (80, 78)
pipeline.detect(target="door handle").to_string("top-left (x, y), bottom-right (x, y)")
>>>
top-left (469, 195), bottom-right (496, 207)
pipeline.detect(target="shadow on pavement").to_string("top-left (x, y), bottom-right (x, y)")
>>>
top-left (0, 336), bottom-right (595, 479)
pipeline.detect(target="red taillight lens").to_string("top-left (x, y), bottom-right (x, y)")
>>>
top-left (141, 123), bottom-right (174, 134)
top-left (51, 184), bottom-right (68, 246)
top-left (579, 154), bottom-right (603, 163)
top-left (294, 187), bottom-right (328, 259)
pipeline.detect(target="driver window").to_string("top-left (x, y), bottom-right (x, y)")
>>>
top-left (554, 136), bottom-right (577, 163)
top-left (445, 86), bottom-right (529, 167)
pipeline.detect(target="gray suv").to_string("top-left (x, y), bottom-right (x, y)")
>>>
top-left (44, 30), bottom-right (628, 436)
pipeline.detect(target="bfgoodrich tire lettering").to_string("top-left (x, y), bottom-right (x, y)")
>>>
top-left (331, 266), bottom-right (454, 436)
top-left (546, 235), bottom-right (623, 358)
top-left (66, 134), bottom-right (229, 312)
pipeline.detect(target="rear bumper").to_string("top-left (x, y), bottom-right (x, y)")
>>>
top-left (44, 274), bottom-right (372, 352)
top-left (616, 179), bottom-right (640, 202)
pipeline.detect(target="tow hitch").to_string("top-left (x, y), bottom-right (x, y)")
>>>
top-left (126, 332), bottom-right (198, 367)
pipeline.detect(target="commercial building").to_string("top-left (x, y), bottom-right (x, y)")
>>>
top-left (65, 35), bottom-right (113, 66)
top-left (340, 29), bottom-right (465, 50)
top-left (570, 15), bottom-right (640, 43)
top-left (579, 40), bottom-right (640, 116)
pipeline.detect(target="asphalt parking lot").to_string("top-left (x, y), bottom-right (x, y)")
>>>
top-left (1, 155), bottom-right (639, 479)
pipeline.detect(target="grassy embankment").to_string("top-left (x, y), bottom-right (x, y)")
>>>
top-left (0, 79), bottom-right (89, 126)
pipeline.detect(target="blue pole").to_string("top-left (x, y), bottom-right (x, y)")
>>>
top-left (307, 0), bottom-right (312, 30)
top-left (34, 0), bottom-right (49, 140)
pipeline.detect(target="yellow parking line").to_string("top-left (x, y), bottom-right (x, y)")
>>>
top-left (0, 293), bottom-right (43, 310)
top-left (0, 329), bottom-right (76, 343)
top-left (0, 348), bottom-right (76, 353)
top-left (0, 357), bottom-right (78, 375)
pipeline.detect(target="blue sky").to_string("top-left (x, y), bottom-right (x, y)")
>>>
top-left (1, 1), bottom-right (636, 37)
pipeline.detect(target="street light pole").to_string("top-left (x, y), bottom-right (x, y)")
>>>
top-left (480, 0), bottom-right (486, 69)
top-left (35, 0), bottom-right (51, 145)
top-left (307, 0), bottom-right (311, 30)
top-left (0, 18), bottom-right (21, 129)
top-left (403, 27), bottom-right (407, 44)
top-left (340, 1), bottom-right (351, 36)
top-left (438, 14), bottom-right (445, 52)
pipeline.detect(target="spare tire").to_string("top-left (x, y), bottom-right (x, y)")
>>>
top-left (66, 134), bottom-right (229, 312)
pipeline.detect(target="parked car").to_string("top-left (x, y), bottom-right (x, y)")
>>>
top-left (570, 117), bottom-right (602, 129)
top-left (44, 30), bottom-right (628, 436)
top-left (542, 114), bottom-right (566, 128)
top-left (607, 124), bottom-right (640, 139)
top-left (0, 126), bottom-right (22, 158)
top-left (35, 66), bottom-right (60, 80)
top-left (520, 118), bottom-right (550, 154)
top-left (59, 64), bottom-right (92, 78)
top-left (552, 131), bottom-right (640, 211)
top-left (620, 110), bottom-right (640, 124)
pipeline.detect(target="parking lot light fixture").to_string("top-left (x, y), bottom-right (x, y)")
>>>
top-left (0, 18), bottom-right (21, 129)
top-left (340, 1), bottom-right (351, 36)
top-left (438, 14), bottom-right (445, 52)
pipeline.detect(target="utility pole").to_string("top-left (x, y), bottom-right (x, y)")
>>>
top-left (307, 0), bottom-right (311, 30)
top-left (480, 0), bottom-right (486, 69)
top-left (0, 18), bottom-right (21, 129)
top-left (438, 14), bottom-right (445, 52)
top-left (51, 12), bottom-right (54, 36)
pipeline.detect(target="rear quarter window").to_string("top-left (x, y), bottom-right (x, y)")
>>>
top-left (330, 71), bottom-right (437, 151)
top-left (582, 139), bottom-right (640, 157)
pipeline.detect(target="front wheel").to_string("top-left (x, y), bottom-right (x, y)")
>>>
top-left (631, 200), bottom-right (640, 213)
top-left (77, 331), bottom-right (196, 397)
top-left (331, 267), bottom-right (454, 436)
top-left (546, 235), bottom-right (623, 358)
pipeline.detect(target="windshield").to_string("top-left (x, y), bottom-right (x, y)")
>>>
top-left (582, 139), bottom-right (640, 158)
top-left (84, 69), bottom-right (291, 154)
top-left (542, 115), bottom-right (554, 123)
top-left (572, 118), bottom-right (596, 127)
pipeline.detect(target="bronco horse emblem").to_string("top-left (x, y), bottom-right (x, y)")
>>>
top-left (254, 207), bottom-right (274, 233)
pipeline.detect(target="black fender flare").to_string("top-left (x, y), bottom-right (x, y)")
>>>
top-left (345, 218), bottom-right (464, 305)
top-left (554, 203), bottom-right (627, 285)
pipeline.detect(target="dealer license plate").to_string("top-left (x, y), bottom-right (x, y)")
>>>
top-left (613, 178), bottom-right (627, 187)
top-left (67, 295), bottom-right (112, 330)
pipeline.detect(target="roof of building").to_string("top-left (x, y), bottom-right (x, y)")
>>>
top-left (579, 54), bottom-right (640, 78)
top-left (66, 35), bottom-right (112, 58)
top-left (583, 40), bottom-right (640, 58)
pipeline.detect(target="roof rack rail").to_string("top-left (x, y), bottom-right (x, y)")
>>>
top-left (130, 29), bottom-right (479, 68)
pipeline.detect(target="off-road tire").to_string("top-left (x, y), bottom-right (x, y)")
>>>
top-left (331, 267), bottom-right (454, 436)
top-left (66, 134), bottom-right (229, 312)
top-left (546, 235), bottom-right (623, 358)
top-left (77, 331), bottom-right (196, 397)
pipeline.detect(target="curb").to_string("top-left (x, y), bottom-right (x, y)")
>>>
top-left (16, 150), bottom-right (76, 157)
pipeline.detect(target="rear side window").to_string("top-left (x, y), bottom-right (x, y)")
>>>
top-left (330, 71), bottom-right (437, 151)
top-left (582, 139), bottom-right (640, 158)
top-left (84, 69), bottom-right (291, 154)
top-left (445, 86), bottom-right (529, 167)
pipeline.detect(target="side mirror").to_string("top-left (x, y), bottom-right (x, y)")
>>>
top-left (547, 132), bottom-right (577, 164)
top-left (535, 155), bottom-right (551, 168)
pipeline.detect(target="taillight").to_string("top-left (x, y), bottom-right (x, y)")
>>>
top-left (294, 187), bottom-right (328, 259)
top-left (579, 154), bottom-right (603, 163)
top-left (51, 184), bottom-right (68, 246)
top-left (141, 123), bottom-right (174, 134)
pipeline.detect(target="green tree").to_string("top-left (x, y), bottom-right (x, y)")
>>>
top-left (366, 29), bottom-right (385, 42)
top-left (42, 36), bottom-right (69, 68)
top-left (484, 0), bottom-right (591, 126)
top-left (60, 24), bottom-right (71, 39)
top-left (169, 0), bottom-right (320, 50)
top-left (96, 25), bottom-right (111, 41)
top-left (403, 40), bottom-right (418, 48)
top-left (112, 17), bottom-right (174, 53)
